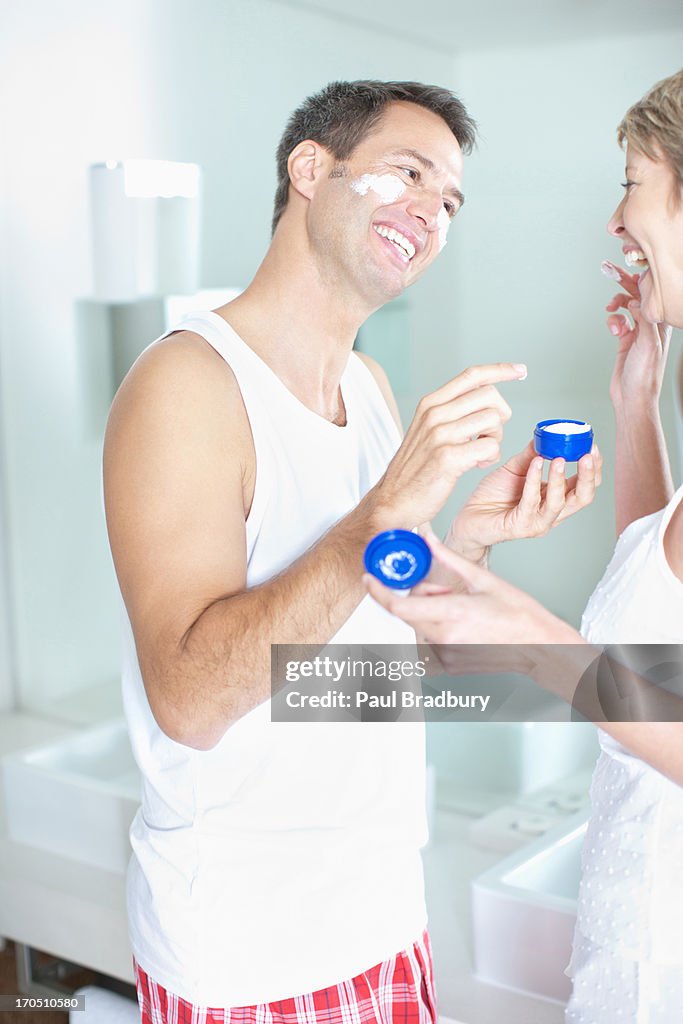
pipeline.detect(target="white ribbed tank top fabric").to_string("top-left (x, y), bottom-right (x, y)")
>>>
top-left (121, 311), bottom-right (428, 1008)
top-left (581, 483), bottom-right (683, 656)
top-left (572, 485), bottom-right (683, 968)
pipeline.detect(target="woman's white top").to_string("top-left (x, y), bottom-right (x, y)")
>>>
top-left (578, 483), bottom-right (683, 965)
top-left (120, 312), bottom-right (428, 1007)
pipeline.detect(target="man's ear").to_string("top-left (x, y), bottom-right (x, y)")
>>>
top-left (287, 140), bottom-right (334, 202)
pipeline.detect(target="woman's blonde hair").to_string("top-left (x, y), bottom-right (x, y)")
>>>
top-left (618, 68), bottom-right (683, 189)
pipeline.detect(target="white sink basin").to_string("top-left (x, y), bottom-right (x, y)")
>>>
top-left (1, 718), bottom-right (140, 874)
top-left (471, 810), bottom-right (587, 1003)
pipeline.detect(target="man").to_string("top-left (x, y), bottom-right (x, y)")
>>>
top-left (104, 80), bottom-right (598, 1023)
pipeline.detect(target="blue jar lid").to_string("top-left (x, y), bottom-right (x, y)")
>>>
top-left (364, 530), bottom-right (432, 590)
top-left (534, 419), bottom-right (594, 461)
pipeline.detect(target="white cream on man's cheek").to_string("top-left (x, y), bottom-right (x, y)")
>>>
top-left (350, 173), bottom-right (406, 203)
top-left (436, 207), bottom-right (450, 252)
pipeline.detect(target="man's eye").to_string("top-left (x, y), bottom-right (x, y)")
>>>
top-left (444, 201), bottom-right (455, 218)
top-left (401, 167), bottom-right (419, 181)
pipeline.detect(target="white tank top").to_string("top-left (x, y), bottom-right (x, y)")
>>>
top-left (577, 485), bottom-right (683, 964)
top-left (582, 482), bottom-right (683, 760)
top-left (581, 483), bottom-right (683, 648)
top-left (121, 312), bottom-right (428, 1007)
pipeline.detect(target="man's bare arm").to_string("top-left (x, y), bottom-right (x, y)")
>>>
top-left (104, 334), bottom-right (523, 750)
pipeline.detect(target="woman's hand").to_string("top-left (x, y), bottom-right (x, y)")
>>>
top-left (603, 260), bottom-right (672, 409)
top-left (365, 530), bottom-right (577, 651)
top-left (447, 440), bottom-right (602, 556)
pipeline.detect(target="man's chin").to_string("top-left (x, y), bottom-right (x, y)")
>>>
top-left (362, 275), bottom-right (407, 308)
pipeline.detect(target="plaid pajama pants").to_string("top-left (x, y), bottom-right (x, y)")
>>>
top-left (133, 929), bottom-right (437, 1024)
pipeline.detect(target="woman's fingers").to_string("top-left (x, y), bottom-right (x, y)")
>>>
top-left (364, 573), bottom-right (462, 624)
top-left (411, 581), bottom-right (454, 596)
top-left (607, 312), bottom-right (635, 339)
top-left (606, 291), bottom-right (635, 313)
top-left (601, 260), bottom-right (640, 299)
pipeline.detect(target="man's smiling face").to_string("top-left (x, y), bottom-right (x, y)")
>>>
top-left (307, 101), bottom-right (465, 307)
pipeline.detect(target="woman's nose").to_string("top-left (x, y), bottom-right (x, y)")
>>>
top-left (607, 195), bottom-right (626, 237)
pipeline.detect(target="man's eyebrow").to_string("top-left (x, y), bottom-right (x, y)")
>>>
top-left (389, 148), bottom-right (465, 206)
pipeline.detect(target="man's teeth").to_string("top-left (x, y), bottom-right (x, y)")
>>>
top-left (624, 249), bottom-right (649, 268)
top-left (374, 225), bottom-right (415, 260)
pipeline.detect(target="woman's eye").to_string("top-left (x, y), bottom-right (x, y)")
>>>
top-left (621, 180), bottom-right (636, 191)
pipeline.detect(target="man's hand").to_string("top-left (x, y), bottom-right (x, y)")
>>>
top-left (365, 362), bottom-right (527, 530)
top-left (447, 440), bottom-right (602, 556)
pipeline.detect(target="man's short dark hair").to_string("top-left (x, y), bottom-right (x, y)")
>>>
top-left (271, 79), bottom-right (477, 235)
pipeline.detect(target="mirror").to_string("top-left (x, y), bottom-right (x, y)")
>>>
top-left (0, 4), bottom-right (681, 752)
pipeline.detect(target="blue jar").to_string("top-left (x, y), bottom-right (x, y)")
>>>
top-left (534, 419), bottom-right (594, 461)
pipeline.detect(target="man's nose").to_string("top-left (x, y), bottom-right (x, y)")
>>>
top-left (607, 195), bottom-right (626, 237)
top-left (406, 187), bottom-right (444, 229)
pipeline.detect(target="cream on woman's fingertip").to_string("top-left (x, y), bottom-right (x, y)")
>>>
top-left (601, 260), bottom-right (622, 282)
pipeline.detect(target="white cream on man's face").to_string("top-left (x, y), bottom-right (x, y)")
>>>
top-left (350, 173), bottom-right (406, 203)
top-left (349, 173), bottom-right (417, 262)
top-left (347, 163), bottom-right (457, 273)
top-left (436, 206), bottom-right (450, 252)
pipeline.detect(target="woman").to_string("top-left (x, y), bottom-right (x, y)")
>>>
top-left (367, 68), bottom-right (683, 1024)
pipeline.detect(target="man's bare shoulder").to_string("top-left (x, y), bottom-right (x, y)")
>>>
top-left (106, 329), bottom-right (251, 452)
top-left (114, 329), bottom-right (243, 409)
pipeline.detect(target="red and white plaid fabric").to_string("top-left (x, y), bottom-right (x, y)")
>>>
top-left (133, 930), bottom-right (437, 1024)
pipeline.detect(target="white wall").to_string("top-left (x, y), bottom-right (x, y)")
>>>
top-left (435, 34), bottom-right (683, 625)
top-left (0, 444), bottom-right (16, 712)
top-left (0, 0), bottom-right (457, 710)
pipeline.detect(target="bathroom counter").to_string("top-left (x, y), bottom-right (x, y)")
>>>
top-left (0, 713), bottom-right (564, 1022)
